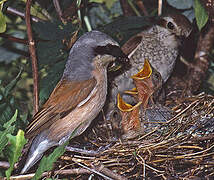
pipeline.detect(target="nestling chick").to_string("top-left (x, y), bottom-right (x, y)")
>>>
top-left (21, 30), bottom-right (128, 173)
top-left (115, 60), bottom-right (163, 139)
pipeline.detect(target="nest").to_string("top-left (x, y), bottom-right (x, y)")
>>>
top-left (46, 92), bottom-right (214, 179)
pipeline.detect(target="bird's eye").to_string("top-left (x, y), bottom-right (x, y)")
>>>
top-left (167, 22), bottom-right (174, 30)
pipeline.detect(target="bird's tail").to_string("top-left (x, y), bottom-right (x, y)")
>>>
top-left (21, 132), bottom-right (56, 174)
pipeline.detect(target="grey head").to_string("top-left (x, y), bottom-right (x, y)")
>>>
top-left (62, 30), bottom-right (127, 81)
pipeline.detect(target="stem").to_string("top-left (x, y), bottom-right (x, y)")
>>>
top-left (25, 0), bottom-right (39, 114)
top-left (84, 16), bottom-right (92, 31)
top-left (158, 0), bottom-right (162, 16)
top-left (0, 33), bottom-right (28, 44)
top-left (7, 6), bottom-right (40, 22)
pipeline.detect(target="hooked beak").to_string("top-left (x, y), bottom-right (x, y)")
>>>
top-left (109, 46), bottom-right (129, 71)
top-left (94, 44), bottom-right (129, 71)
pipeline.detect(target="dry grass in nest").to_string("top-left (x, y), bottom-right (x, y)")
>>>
top-left (51, 92), bottom-right (213, 179)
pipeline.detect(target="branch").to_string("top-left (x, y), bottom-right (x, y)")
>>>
top-left (53, 0), bottom-right (65, 22)
top-left (3, 169), bottom-right (90, 180)
top-left (92, 162), bottom-right (128, 180)
top-left (25, 0), bottom-right (39, 114)
top-left (136, 0), bottom-right (148, 16)
top-left (6, 6), bottom-right (41, 22)
top-left (158, 0), bottom-right (162, 16)
top-left (0, 33), bottom-right (28, 44)
top-left (0, 161), bottom-right (9, 169)
top-left (186, 23), bottom-right (214, 93)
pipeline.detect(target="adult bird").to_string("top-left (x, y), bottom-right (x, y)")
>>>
top-left (110, 13), bottom-right (192, 105)
top-left (21, 30), bottom-right (128, 173)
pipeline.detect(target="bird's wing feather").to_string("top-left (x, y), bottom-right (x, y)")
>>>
top-left (122, 35), bottom-right (142, 56)
top-left (26, 78), bottom-right (97, 139)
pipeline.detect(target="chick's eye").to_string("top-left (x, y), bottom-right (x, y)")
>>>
top-left (167, 22), bottom-right (174, 30)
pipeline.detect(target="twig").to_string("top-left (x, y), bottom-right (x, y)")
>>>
top-left (76, 162), bottom-right (114, 180)
top-left (137, 155), bottom-right (164, 173)
top-left (84, 16), bottom-right (92, 31)
top-left (190, 134), bottom-right (214, 141)
top-left (0, 33), bottom-right (28, 44)
top-left (92, 162), bottom-right (128, 180)
top-left (6, 6), bottom-right (41, 22)
top-left (158, 0), bottom-right (162, 16)
top-left (25, 0), bottom-right (39, 114)
top-left (6, 169), bottom-right (90, 180)
top-left (66, 143), bottom-right (113, 156)
top-left (136, 0), bottom-right (148, 16)
top-left (0, 161), bottom-right (10, 169)
top-left (53, 0), bottom-right (64, 22)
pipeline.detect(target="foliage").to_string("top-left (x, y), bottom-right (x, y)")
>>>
top-left (33, 142), bottom-right (67, 180)
top-left (0, 110), bottom-right (17, 153)
top-left (5, 129), bottom-right (27, 179)
top-left (194, 0), bottom-right (209, 30)
top-left (0, 70), bottom-right (25, 131)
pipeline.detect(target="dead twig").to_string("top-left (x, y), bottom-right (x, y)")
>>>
top-left (65, 143), bottom-right (114, 156)
top-left (5, 168), bottom-right (90, 180)
top-left (92, 162), bottom-right (128, 180)
top-left (76, 162), bottom-right (114, 180)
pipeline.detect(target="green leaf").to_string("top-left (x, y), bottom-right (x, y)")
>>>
top-left (0, 10), bottom-right (6, 33)
top-left (5, 130), bottom-right (27, 179)
top-left (33, 143), bottom-right (67, 180)
top-left (4, 69), bottom-right (22, 97)
top-left (194, 0), bottom-right (209, 31)
top-left (0, 100), bottom-right (15, 130)
top-left (0, 110), bottom-right (17, 153)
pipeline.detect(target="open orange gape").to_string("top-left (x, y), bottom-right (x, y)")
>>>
top-left (117, 59), bottom-right (163, 139)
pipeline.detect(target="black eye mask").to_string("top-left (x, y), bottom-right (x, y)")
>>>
top-left (94, 44), bottom-right (128, 60)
